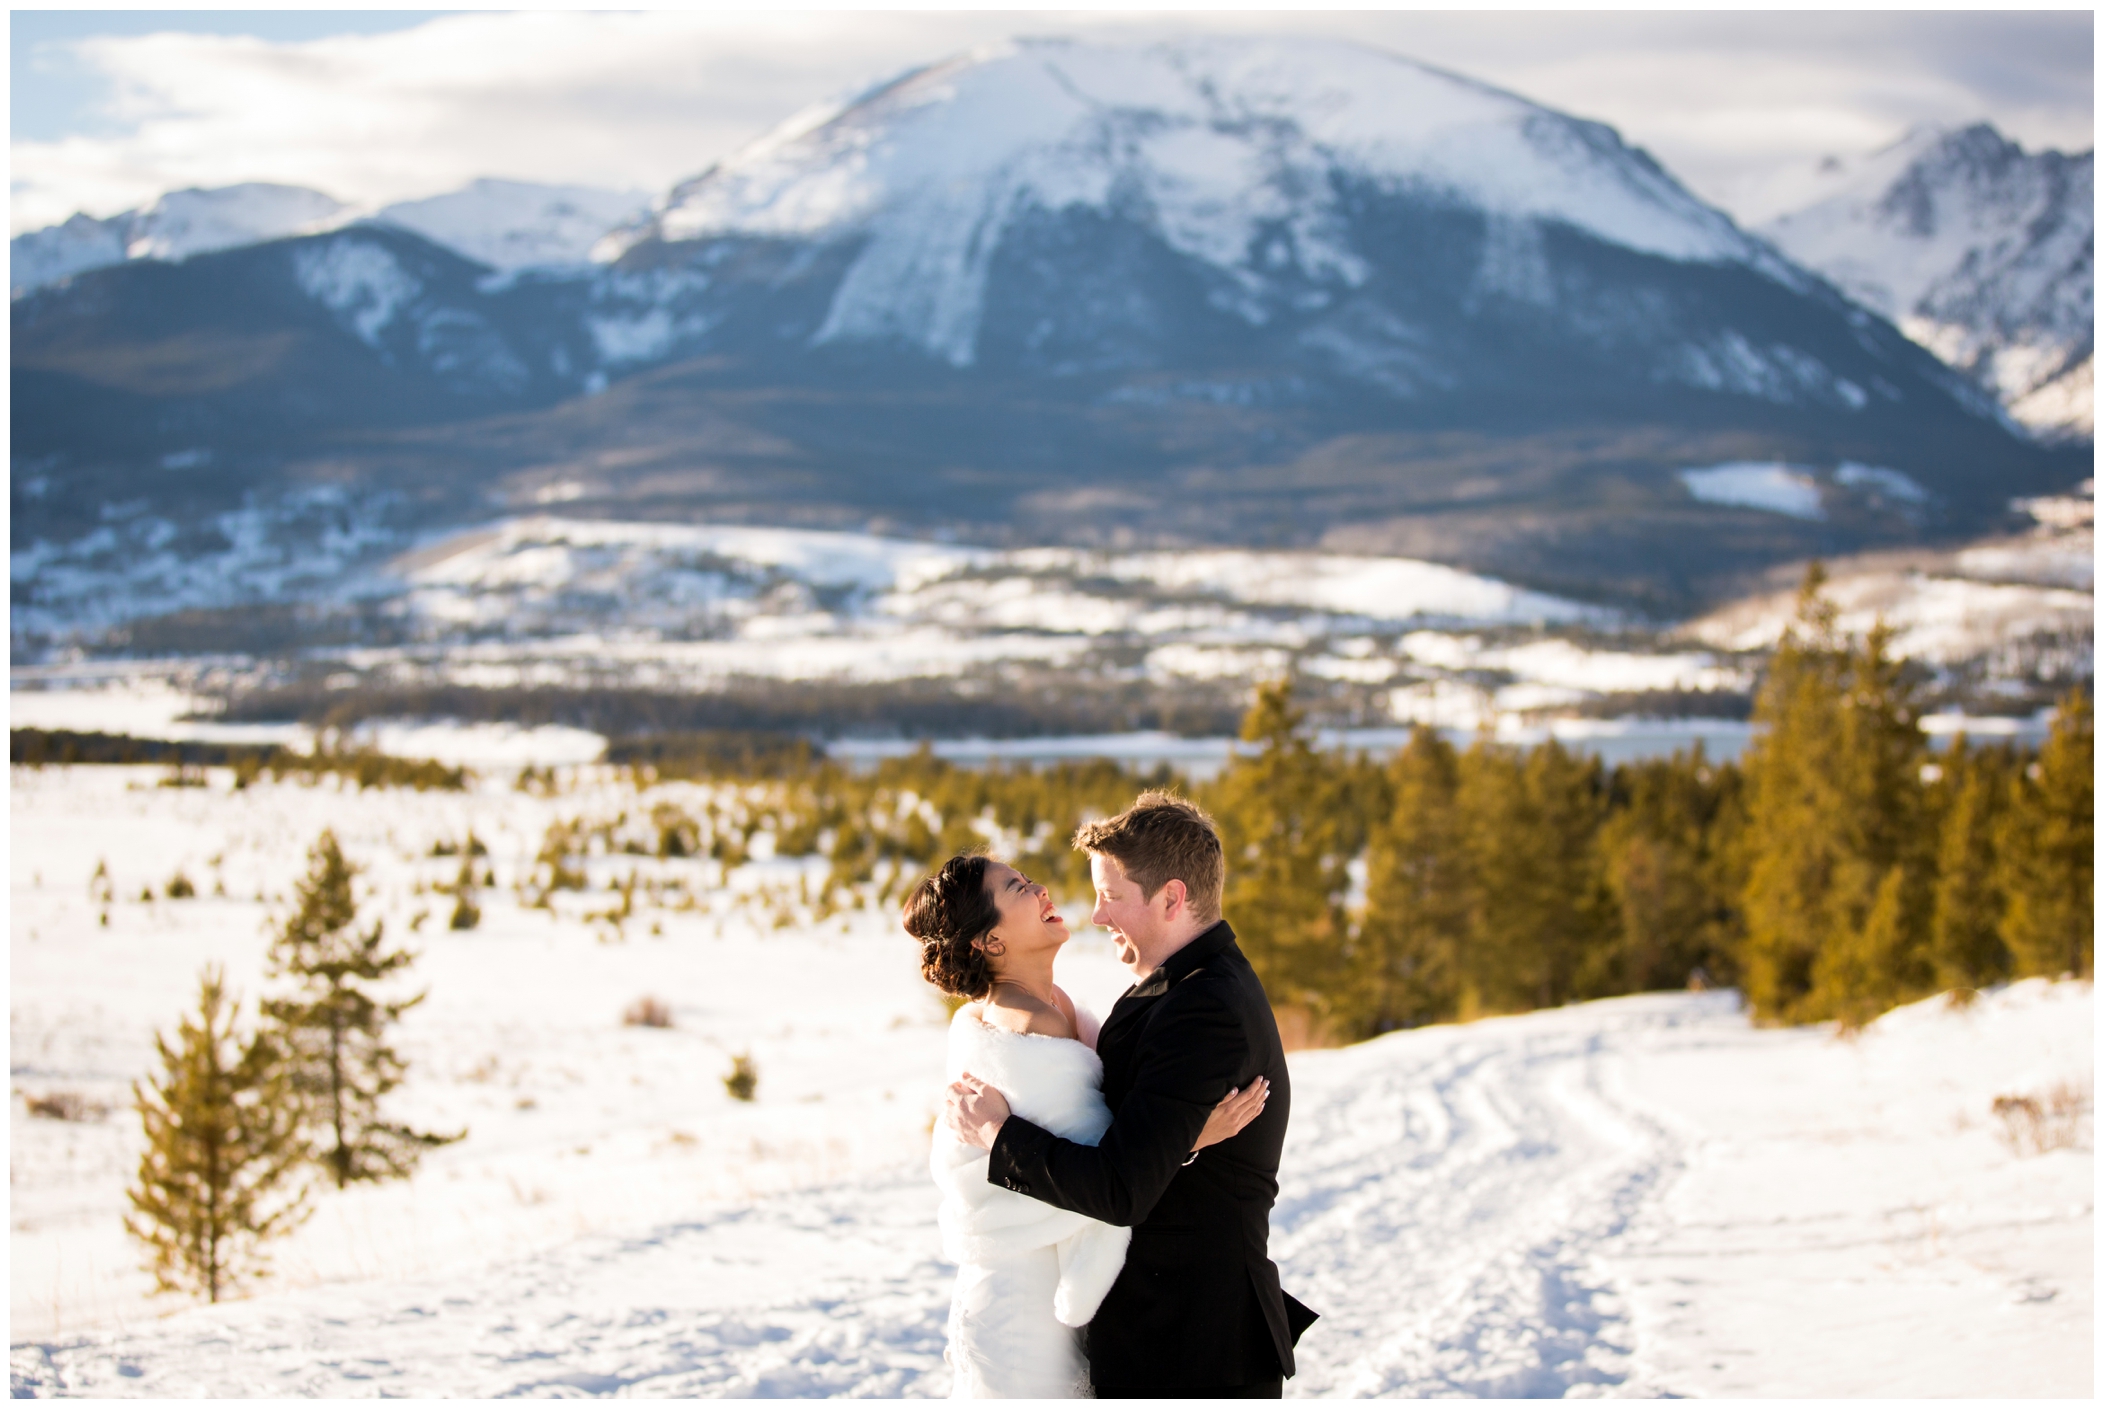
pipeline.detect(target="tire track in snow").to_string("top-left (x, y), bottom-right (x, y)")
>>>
top-left (1275, 995), bottom-right (1729, 1397)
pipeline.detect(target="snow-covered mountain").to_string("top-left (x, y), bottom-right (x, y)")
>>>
top-left (14, 36), bottom-right (2086, 642)
top-left (1761, 125), bottom-right (2093, 443)
top-left (10, 183), bottom-right (347, 293)
top-left (603, 35), bottom-right (1802, 370)
top-left (9, 179), bottom-right (648, 294)
top-left (374, 179), bottom-right (649, 270)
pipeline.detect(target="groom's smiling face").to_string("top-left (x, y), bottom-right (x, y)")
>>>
top-left (1089, 852), bottom-right (1186, 974)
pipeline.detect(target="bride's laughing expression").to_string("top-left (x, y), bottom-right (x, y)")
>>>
top-left (981, 861), bottom-right (1069, 959)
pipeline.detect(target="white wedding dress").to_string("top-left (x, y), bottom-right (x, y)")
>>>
top-left (931, 1004), bottom-right (1131, 1399)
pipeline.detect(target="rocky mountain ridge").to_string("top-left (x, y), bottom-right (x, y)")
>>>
top-left (1761, 123), bottom-right (2093, 442)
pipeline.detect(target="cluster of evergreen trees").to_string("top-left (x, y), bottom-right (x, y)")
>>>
top-left (1218, 573), bottom-right (2092, 1039)
top-left (11, 729), bottom-right (469, 791)
top-left (127, 832), bottom-right (458, 1302)
top-left (664, 575), bottom-right (2088, 1039)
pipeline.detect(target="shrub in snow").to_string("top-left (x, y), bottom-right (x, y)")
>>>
top-left (263, 830), bottom-right (463, 1188)
top-left (126, 968), bottom-right (309, 1303)
top-left (446, 848), bottom-right (482, 931)
top-left (24, 1089), bottom-right (108, 1122)
top-left (1991, 1083), bottom-right (2093, 1154)
top-left (623, 996), bottom-right (674, 1029)
top-left (165, 871), bottom-right (196, 900)
top-left (723, 1051), bottom-right (758, 1102)
top-left (652, 802), bottom-right (699, 858)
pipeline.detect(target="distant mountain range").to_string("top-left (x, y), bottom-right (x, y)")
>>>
top-left (10, 37), bottom-right (2091, 658)
top-left (1761, 123), bottom-right (2092, 443)
top-left (9, 178), bottom-right (649, 292)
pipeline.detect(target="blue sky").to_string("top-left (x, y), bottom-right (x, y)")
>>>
top-left (9, 10), bottom-right (2091, 234)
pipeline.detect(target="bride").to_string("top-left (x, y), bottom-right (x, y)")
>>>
top-left (904, 853), bottom-right (1267, 1399)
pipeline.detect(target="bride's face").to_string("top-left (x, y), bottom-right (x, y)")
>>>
top-left (980, 861), bottom-right (1069, 963)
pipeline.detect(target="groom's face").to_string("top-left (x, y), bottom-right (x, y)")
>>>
top-left (1089, 852), bottom-right (1173, 972)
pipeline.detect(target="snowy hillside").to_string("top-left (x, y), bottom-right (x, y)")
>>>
top-left (1685, 480), bottom-right (2095, 671)
top-left (10, 184), bottom-right (347, 293)
top-left (5, 763), bottom-right (2091, 1395)
top-left (611, 35), bottom-right (1795, 369)
top-left (21, 494), bottom-right (2092, 736)
top-left (1761, 125), bottom-right (2094, 442)
top-left (18, 512), bottom-right (1754, 728)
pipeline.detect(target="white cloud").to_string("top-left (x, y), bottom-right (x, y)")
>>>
top-left (9, 10), bottom-right (2091, 234)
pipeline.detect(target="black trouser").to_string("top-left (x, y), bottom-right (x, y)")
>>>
top-left (1092, 1381), bottom-right (1282, 1399)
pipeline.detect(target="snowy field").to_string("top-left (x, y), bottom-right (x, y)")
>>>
top-left (8, 765), bottom-right (2093, 1398)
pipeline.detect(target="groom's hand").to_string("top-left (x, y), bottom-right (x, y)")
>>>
top-left (943, 1073), bottom-right (1011, 1151)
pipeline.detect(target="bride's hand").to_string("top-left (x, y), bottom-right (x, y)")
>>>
top-left (1193, 1076), bottom-right (1269, 1152)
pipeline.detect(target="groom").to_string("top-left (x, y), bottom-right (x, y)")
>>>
top-left (944, 791), bottom-right (1315, 1397)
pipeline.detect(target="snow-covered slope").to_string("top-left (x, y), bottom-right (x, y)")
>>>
top-left (610, 35), bottom-right (1795, 368)
top-left (1684, 481), bottom-right (2095, 668)
top-left (1761, 125), bottom-right (2094, 442)
top-left (373, 180), bottom-right (649, 270)
top-left (10, 184), bottom-right (346, 293)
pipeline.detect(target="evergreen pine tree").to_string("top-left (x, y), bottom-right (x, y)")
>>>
top-left (1209, 682), bottom-right (1350, 1032)
top-left (1739, 569), bottom-right (1932, 1022)
top-left (1928, 740), bottom-right (2012, 989)
top-left (1355, 726), bottom-right (1469, 1033)
top-left (264, 830), bottom-right (462, 1188)
top-left (1459, 739), bottom-right (1612, 1013)
top-left (125, 967), bottom-right (309, 1302)
top-left (1591, 750), bottom-right (1739, 995)
top-left (1812, 864), bottom-right (1916, 1029)
top-left (1999, 690), bottom-right (2094, 978)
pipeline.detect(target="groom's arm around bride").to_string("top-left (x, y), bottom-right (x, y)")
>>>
top-left (945, 792), bottom-right (1317, 1396)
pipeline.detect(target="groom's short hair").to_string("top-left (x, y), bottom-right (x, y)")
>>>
top-left (1073, 791), bottom-right (1224, 923)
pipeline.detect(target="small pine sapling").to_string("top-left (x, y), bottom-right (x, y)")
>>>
top-left (264, 830), bottom-right (464, 1189)
top-left (126, 967), bottom-right (309, 1303)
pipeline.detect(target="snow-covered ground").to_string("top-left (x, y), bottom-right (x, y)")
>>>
top-left (8, 765), bottom-right (2091, 1397)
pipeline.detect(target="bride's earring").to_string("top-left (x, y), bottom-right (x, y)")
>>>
top-left (983, 936), bottom-right (1006, 958)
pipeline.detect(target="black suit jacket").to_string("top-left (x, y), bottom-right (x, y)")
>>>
top-left (987, 920), bottom-right (1311, 1388)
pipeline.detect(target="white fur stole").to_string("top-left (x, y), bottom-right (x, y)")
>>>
top-left (931, 1006), bottom-right (1131, 1328)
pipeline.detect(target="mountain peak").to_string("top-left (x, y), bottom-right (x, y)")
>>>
top-left (1760, 120), bottom-right (2092, 442)
top-left (611, 35), bottom-right (1781, 367)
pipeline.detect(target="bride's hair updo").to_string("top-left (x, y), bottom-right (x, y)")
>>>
top-left (904, 853), bottom-right (1002, 1000)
